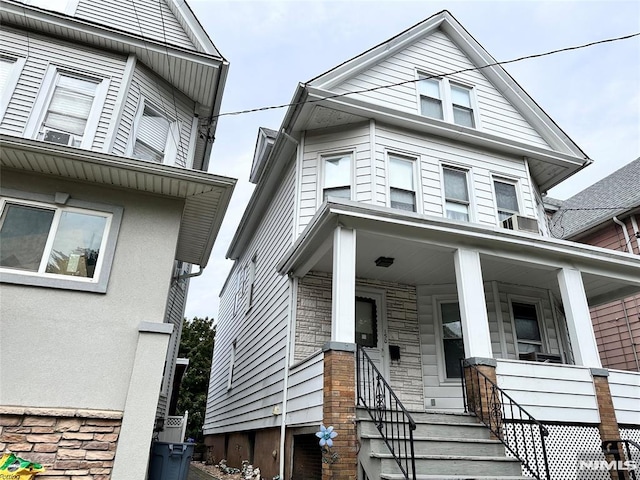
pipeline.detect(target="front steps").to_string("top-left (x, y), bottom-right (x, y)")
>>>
top-left (358, 409), bottom-right (527, 480)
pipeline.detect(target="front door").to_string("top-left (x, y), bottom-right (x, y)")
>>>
top-left (355, 290), bottom-right (388, 379)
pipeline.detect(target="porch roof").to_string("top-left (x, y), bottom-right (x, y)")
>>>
top-left (277, 199), bottom-right (640, 306)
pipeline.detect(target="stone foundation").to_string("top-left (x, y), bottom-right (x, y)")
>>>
top-left (0, 406), bottom-right (122, 480)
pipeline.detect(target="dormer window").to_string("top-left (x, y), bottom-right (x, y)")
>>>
top-left (131, 101), bottom-right (179, 165)
top-left (25, 66), bottom-right (109, 150)
top-left (417, 73), bottom-right (478, 128)
top-left (322, 153), bottom-right (352, 201)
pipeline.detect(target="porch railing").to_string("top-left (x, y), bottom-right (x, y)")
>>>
top-left (602, 439), bottom-right (640, 480)
top-left (356, 345), bottom-right (416, 480)
top-left (461, 359), bottom-right (551, 480)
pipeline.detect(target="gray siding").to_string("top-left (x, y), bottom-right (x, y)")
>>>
top-left (75, 0), bottom-right (196, 50)
top-left (204, 161), bottom-right (296, 434)
top-left (113, 63), bottom-right (196, 167)
top-left (608, 369), bottom-right (640, 425)
top-left (286, 352), bottom-right (324, 426)
top-left (332, 29), bottom-right (549, 149)
top-left (0, 27), bottom-right (126, 151)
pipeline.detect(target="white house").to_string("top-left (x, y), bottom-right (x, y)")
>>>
top-left (0, 1), bottom-right (235, 479)
top-left (204, 10), bottom-right (640, 480)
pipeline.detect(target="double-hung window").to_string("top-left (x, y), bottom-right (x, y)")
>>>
top-left (389, 155), bottom-right (417, 212)
top-left (0, 193), bottom-right (121, 292)
top-left (0, 55), bottom-right (25, 122)
top-left (131, 101), bottom-right (179, 164)
top-left (418, 74), bottom-right (478, 128)
top-left (22, 0), bottom-right (79, 14)
top-left (443, 166), bottom-right (470, 221)
top-left (26, 67), bottom-right (109, 149)
top-left (494, 179), bottom-right (520, 222)
top-left (440, 302), bottom-right (464, 379)
top-left (322, 153), bottom-right (352, 201)
top-left (511, 302), bottom-right (543, 355)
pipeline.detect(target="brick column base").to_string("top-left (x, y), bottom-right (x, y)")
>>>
top-left (592, 369), bottom-right (627, 480)
top-left (322, 344), bottom-right (358, 480)
top-left (463, 358), bottom-right (501, 440)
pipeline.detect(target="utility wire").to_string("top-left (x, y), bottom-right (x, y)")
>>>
top-left (212, 31), bottom-right (640, 120)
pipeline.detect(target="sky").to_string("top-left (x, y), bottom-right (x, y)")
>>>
top-left (184, 0), bottom-right (640, 320)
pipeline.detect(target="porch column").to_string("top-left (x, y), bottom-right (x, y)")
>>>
top-left (331, 226), bottom-right (356, 343)
top-left (454, 248), bottom-right (492, 358)
top-left (557, 267), bottom-right (602, 367)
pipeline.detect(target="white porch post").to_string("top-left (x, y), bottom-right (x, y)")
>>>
top-left (331, 226), bottom-right (356, 343)
top-left (454, 248), bottom-right (493, 358)
top-left (557, 267), bottom-right (602, 367)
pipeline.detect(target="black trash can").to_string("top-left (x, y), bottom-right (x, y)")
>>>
top-left (148, 441), bottom-right (194, 480)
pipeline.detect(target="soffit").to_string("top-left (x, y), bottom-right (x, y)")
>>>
top-left (0, 135), bottom-right (236, 267)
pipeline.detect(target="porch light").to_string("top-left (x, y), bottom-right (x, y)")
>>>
top-left (375, 256), bottom-right (394, 268)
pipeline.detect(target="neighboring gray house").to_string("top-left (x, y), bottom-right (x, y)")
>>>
top-left (550, 159), bottom-right (640, 372)
top-left (0, 1), bottom-right (234, 479)
top-left (203, 11), bottom-right (640, 480)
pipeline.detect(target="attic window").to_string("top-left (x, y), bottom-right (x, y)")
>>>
top-left (417, 74), bottom-right (478, 128)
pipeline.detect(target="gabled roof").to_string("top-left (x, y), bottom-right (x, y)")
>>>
top-left (551, 158), bottom-right (640, 239)
top-left (308, 10), bottom-right (586, 161)
top-left (249, 127), bottom-right (278, 184)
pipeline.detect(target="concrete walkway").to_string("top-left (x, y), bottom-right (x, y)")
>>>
top-left (187, 463), bottom-right (220, 480)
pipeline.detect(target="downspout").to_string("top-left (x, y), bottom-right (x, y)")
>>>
top-left (630, 215), bottom-right (640, 254)
top-left (174, 265), bottom-right (204, 281)
top-left (613, 216), bottom-right (633, 253)
top-left (279, 275), bottom-right (298, 478)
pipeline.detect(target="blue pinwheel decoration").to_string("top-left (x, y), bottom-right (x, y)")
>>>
top-left (315, 424), bottom-right (338, 448)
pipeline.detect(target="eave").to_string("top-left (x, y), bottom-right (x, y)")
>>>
top-left (0, 135), bottom-right (235, 268)
top-left (1, 0), bottom-right (228, 112)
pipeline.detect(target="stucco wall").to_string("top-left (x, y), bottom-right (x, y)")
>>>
top-left (0, 170), bottom-right (183, 411)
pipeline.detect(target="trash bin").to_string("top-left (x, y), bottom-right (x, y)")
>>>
top-left (148, 442), bottom-right (194, 480)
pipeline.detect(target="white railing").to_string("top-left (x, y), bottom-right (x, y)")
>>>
top-left (158, 411), bottom-right (189, 443)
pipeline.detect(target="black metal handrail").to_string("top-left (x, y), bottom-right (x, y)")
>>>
top-left (602, 439), bottom-right (640, 480)
top-left (356, 345), bottom-right (416, 480)
top-left (461, 359), bottom-right (551, 480)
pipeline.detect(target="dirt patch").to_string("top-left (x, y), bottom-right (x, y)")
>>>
top-left (190, 461), bottom-right (242, 480)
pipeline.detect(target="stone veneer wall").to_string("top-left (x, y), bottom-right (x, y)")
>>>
top-left (0, 406), bottom-right (121, 480)
top-left (295, 271), bottom-right (424, 410)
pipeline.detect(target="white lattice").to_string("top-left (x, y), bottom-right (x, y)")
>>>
top-left (165, 416), bottom-right (183, 427)
top-left (504, 423), bottom-right (608, 480)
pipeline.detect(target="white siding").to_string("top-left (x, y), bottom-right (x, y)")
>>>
top-left (75, 0), bottom-right (196, 50)
top-left (204, 162), bottom-right (296, 435)
top-left (496, 360), bottom-right (600, 423)
top-left (113, 63), bottom-right (196, 167)
top-left (299, 124), bottom-right (372, 234)
top-left (608, 369), bottom-right (640, 426)
top-left (332, 29), bottom-right (550, 149)
top-left (286, 352), bottom-right (324, 426)
top-left (0, 27), bottom-right (126, 152)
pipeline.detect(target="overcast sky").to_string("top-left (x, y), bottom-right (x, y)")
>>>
top-left (184, 0), bottom-right (640, 320)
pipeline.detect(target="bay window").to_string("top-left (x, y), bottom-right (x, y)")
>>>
top-left (322, 153), bottom-right (352, 201)
top-left (389, 155), bottom-right (417, 212)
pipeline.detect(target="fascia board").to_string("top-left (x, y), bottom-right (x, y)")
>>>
top-left (304, 86), bottom-right (587, 171)
top-left (169, 0), bottom-right (225, 57)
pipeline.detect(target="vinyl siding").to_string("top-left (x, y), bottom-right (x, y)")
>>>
top-left (204, 161), bottom-right (296, 435)
top-left (0, 27), bottom-right (126, 152)
top-left (591, 297), bottom-right (640, 372)
top-left (608, 369), bottom-right (640, 425)
top-left (496, 360), bottom-right (600, 423)
top-left (332, 29), bottom-right (550, 149)
top-left (113, 63), bottom-right (196, 167)
top-left (286, 352), bottom-right (324, 426)
top-left (74, 0), bottom-right (196, 51)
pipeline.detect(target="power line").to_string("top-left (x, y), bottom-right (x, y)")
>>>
top-left (212, 31), bottom-right (640, 120)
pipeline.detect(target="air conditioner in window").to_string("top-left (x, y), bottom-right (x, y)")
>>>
top-left (502, 215), bottom-right (539, 233)
top-left (42, 128), bottom-right (75, 146)
top-left (519, 352), bottom-right (562, 363)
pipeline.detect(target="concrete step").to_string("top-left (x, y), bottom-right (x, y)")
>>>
top-left (380, 475), bottom-right (529, 480)
top-left (359, 416), bottom-right (490, 439)
top-left (377, 453), bottom-right (524, 477)
top-left (362, 435), bottom-right (506, 456)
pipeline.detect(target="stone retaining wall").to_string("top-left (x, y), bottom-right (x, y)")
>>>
top-left (0, 407), bottom-right (122, 480)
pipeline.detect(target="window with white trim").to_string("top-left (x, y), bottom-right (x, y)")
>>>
top-left (443, 166), bottom-right (470, 221)
top-left (388, 155), bottom-right (417, 212)
top-left (494, 178), bottom-right (520, 222)
top-left (227, 339), bottom-right (237, 390)
top-left (0, 192), bottom-right (121, 292)
top-left (26, 67), bottom-right (109, 149)
top-left (439, 302), bottom-right (464, 379)
top-left (418, 74), bottom-right (478, 128)
top-left (0, 55), bottom-right (25, 122)
top-left (322, 153), bottom-right (352, 201)
top-left (233, 265), bottom-right (245, 316)
top-left (245, 254), bottom-right (257, 312)
top-left (131, 101), bottom-right (179, 164)
top-left (511, 302), bottom-right (543, 355)
top-left (21, 0), bottom-right (79, 15)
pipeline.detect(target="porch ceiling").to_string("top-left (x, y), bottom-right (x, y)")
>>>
top-left (280, 200), bottom-right (640, 306)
